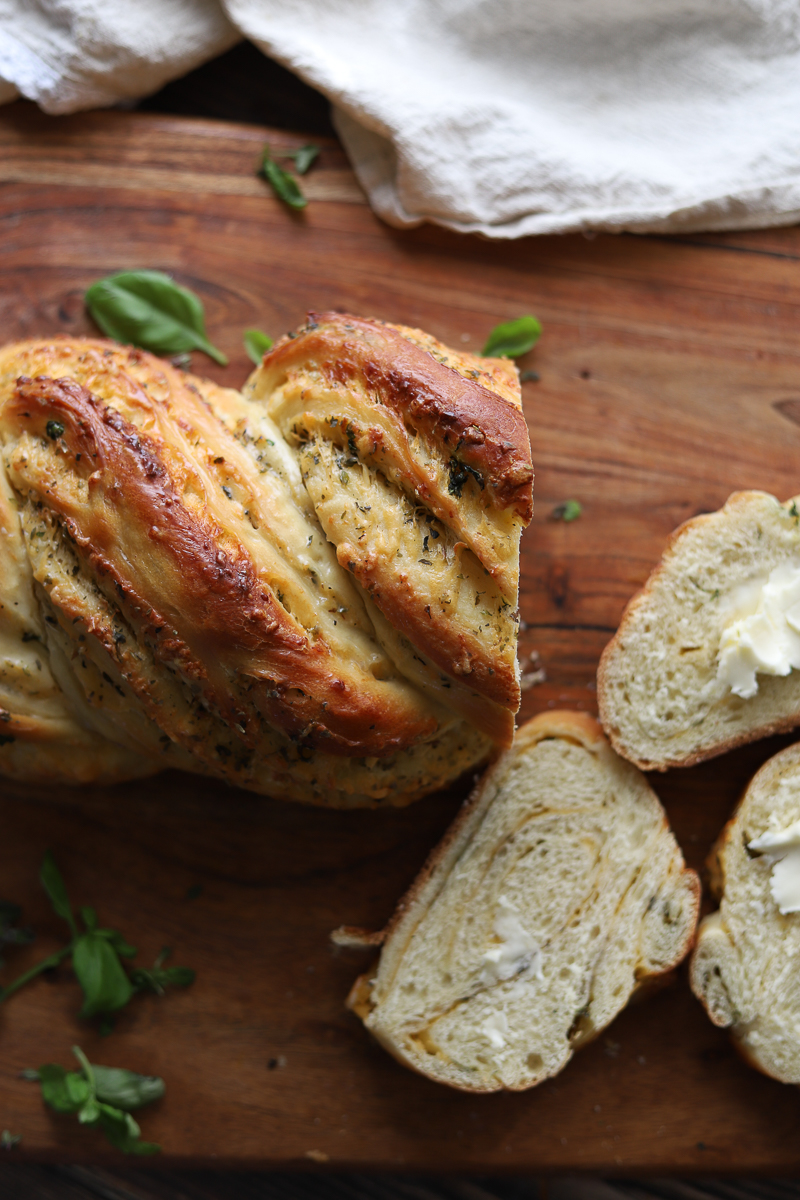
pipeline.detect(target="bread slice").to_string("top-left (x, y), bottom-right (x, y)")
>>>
top-left (691, 742), bottom-right (800, 1083)
top-left (598, 491), bottom-right (800, 770)
top-left (346, 712), bottom-right (699, 1092)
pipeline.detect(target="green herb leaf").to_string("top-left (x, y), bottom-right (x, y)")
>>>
top-left (36, 1064), bottom-right (91, 1114)
top-left (30, 1048), bottom-right (162, 1156)
top-left (2, 854), bottom-right (193, 1020)
top-left (100, 929), bottom-right (137, 958)
top-left (287, 144), bottom-right (320, 175)
top-left (0, 1130), bottom-right (21, 1149)
top-left (85, 270), bottom-right (228, 366)
top-left (93, 1065), bottom-right (165, 1111)
top-left (72, 932), bottom-right (134, 1018)
top-left (258, 151), bottom-right (307, 210)
top-left (243, 329), bottom-right (274, 364)
top-left (80, 905), bottom-right (97, 931)
top-left (551, 499), bottom-right (582, 522)
top-left (96, 1104), bottom-right (161, 1156)
top-left (482, 315), bottom-right (542, 358)
top-left (45, 420), bottom-right (65, 440)
top-left (40, 851), bottom-right (77, 936)
top-left (130, 964), bottom-right (196, 996)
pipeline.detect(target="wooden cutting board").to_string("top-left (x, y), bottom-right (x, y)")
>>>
top-left (2, 100), bottom-right (800, 1174)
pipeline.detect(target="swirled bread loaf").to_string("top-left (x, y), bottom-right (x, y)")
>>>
top-left (0, 313), bottom-right (532, 806)
top-left (345, 713), bottom-right (699, 1091)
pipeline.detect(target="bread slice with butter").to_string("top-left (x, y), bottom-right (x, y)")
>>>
top-left (345, 712), bottom-right (699, 1092)
top-left (598, 491), bottom-right (800, 770)
top-left (691, 742), bottom-right (800, 1083)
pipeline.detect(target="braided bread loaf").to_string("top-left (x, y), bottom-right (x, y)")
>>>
top-left (0, 313), bottom-right (532, 807)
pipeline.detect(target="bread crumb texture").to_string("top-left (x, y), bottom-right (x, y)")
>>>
top-left (351, 712), bottom-right (699, 1092)
top-left (691, 741), bottom-right (800, 1083)
top-left (598, 491), bottom-right (800, 769)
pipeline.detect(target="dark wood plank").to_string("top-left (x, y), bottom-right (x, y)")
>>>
top-left (2, 101), bottom-right (800, 1173)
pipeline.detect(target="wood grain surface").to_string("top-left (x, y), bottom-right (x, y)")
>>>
top-left (2, 100), bottom-right (800, 1174)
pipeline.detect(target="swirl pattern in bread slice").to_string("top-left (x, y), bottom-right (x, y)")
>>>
top-left (598, 491), bottom-right (800, 770)
top-left (691, 741), bottom-right (800, 1083)
top-left (0, 321), bottom-right (531, 805)
top-left (346, 712), bottom-right (699, 1091)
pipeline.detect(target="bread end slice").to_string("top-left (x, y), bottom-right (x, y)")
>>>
top-left (598, 490), bottom-right (800, 770)
top-left (347, 711), bottom-right (699, 1092)
top-left (691, 741), bottom-right (800, 1083)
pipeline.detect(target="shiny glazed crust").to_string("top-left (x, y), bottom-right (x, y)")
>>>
top-left (0, 320), bottom-right (532, 806)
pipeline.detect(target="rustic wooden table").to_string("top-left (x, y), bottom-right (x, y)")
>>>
top-left (2, 41), bottom-right (800, 1197)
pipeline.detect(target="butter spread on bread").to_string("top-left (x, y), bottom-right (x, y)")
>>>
top-left (717, 563), bottom-right (800, 699)
top-left (346, 712), bottom-right (699, 1091)
top-left (691, 743), bottom-right (800, 1081)
top-left (0, 317), bottom-right (532, 806)
top-left (598, 491), bottom-right (800, 770)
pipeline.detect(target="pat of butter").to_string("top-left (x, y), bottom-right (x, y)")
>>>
top-left (479, 894), bottom-right (543, 986)
top-left (748, 819), bottom-right (800, 914)
top-left (480, 1011), bottom-right (509, 1050)
top-left (717, 563), bottom-right (800, 699)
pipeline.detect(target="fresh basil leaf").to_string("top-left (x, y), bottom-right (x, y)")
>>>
top-left (101, 929), bottom-right (137, 958)
top-left (482, 315), bottom-right (542, 359)
top-left (131, 965), bottom-right (195, 996)
top-left (552, 499), bottom-right (582, 522)
top-left (97, 1103), bottom-right (161, 1155)
top-left (291, 144), bottom-right (320, 175)
top-left (93, 1065), bottom-right (165, 1111)
top-left (37, 1064), bottom-right (90, 1114)
top-left (259, 152), bottom-right (307, 210)
top-left (80, 906), bottom-right (97, 931)
top-left (243, 329), bottom-right (274, 364)
top-left (85, 270), bottom-right (228, 366)
top-left (40, 852), bottom-right (77, 936)
top-left (72, 932), bottom-right (134, 1017)
top-left (77, 1097), bottom-right (101, 1125)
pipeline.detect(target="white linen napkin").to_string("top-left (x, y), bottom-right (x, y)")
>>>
top-left (3, 0), bottom-right (800, 239)
top-left (0, 0), bottom-right (238, 113)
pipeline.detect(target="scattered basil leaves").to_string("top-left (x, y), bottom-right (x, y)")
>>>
top-left (40, 850), bottom-right (77, 936)
top-left (551, 499), bottom-right (583, 522)
top-left (130, 946), bottom-right (196, 997)
top-left (27, 1046), bottom-right (162, 1156)
top-left (283, 144), bottom-right (320, 175)
top-left (243, 329), bottom-right (274, 364)
top-left (0, 853), bottom-right (194, 1021)
top-left (85, 270), bottom-right (228, 365)
top-left (258, 149), bottom-right (307, 210)
top-left (482, 315), bottom-right (542, 358)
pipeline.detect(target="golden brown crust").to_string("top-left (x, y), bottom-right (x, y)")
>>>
top-left (0, 325), bottom-right (527, 805)
top-left (262, 312), bottom-right (533, 520)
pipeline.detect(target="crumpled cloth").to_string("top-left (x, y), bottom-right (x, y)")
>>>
top-left (3, 0), bottom-right (800, 239)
